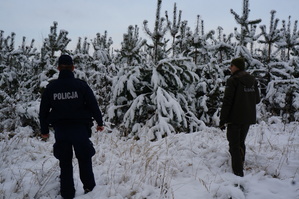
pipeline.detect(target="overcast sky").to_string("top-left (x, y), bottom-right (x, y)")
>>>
top-left (1, 0), bottom-right (299, 50)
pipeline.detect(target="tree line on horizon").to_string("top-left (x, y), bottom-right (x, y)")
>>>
top-left (0, 0), bottom-right (298, 139)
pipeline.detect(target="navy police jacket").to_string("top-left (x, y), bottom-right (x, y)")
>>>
top-left (39, 70), bottom-right (103, 135)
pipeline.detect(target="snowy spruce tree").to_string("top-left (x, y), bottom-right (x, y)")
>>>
top-left (143, 0), bottom-right (169, 64)
top-left (90, 31), bottom-right (114, 111)
top-left (262, 16), bottom-right (299, 121)
top-left (258, 10), bottom-right (281, 63)
top-left (242, 12), bottom-right (273, 98)
top-left (231, 0), bottom-right (262, 48)
top-left (39, 22), bottom-right (72, 89)
top-left (230, 0), bottom-right (262, 65)
top-left (183, 15), bottom-right (214, 65)
top-left (175, 20), bottom-right (191, 56)
top-left (183, 20), bottom-right (229, 127)
top-left (230, 0), bottom-right (264, 94)
top-left (92, 31), bottom-right (113, 66)
top-left (108, 57), bottom-right (202, 140)
top-left (0, 31), bottom-right (40, 132)
top-left (254, 10), bottom-right (281, 96)
top-left (108, 0), bottom-right (204, 140)
top-left (192, 58), bottom-right (226, 126)
top-left (210, 26), bottom-right (235, 63)
top-left (0, 31), bottom-right (19, 131)
top-left (40, 21), bottom-right (71, 67)
top-left (73, 36), bottom-right (92, 81)
top-left (114, 25), bottom-right (147, 66)
top-left (276, 16), bottom-right (299, 61)
top-left (230, 0), bottom-right (263, 71)
top-left (196, 25), bottom-right (235, 126)
top-left (107, 25), bottom-right (148, 132)
top-left (165, 2), bottom-right (182, 57)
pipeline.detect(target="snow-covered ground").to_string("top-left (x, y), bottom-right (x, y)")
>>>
top-left (0, 117), bottom-right (298, 199)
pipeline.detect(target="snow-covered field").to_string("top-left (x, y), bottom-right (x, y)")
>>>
top-left (0, 117), bottom-right (298, 199)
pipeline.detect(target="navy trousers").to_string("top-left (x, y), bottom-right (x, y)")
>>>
top-left (53, 124), bottom-right (96, 198)
top-left (226, 124), bottom-right (250, 177)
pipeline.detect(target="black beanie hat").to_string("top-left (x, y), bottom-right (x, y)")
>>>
top-left (58, 55), bottom-right (73, 66)
top-left (231, 57), bottom-right (245, 70)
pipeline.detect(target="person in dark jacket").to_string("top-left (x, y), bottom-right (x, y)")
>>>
top-left (39, 55), bottom-right (104, 199)
top-left (219, 57), bottom-right (260, 177)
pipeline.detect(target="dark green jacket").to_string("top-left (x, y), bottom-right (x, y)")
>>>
top-left (220, 70), bottom-right (260, 125)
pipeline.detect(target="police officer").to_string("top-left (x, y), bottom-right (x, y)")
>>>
top-left (220, 57), bottom-right (260, 177)
top-left (39, 55), bottom-right (104, 199)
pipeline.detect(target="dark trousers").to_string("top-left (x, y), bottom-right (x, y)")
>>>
top-left (53, 124), bottom-right (96, 198)
top-left (226, 124), bottom-right (250, 177)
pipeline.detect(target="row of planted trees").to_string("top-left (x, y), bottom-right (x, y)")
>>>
top-left (0, 0), bottom-right (299, 140)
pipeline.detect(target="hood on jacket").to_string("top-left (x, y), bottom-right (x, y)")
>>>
top-left (233, 70), bottom-right (256, 87)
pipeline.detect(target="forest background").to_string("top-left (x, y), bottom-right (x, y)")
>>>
top-left (0, 0), bottom-right (299, 140)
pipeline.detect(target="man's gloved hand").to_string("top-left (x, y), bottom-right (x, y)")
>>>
top-left (40, 133), bottom-right (49, 141)
top-left (219, 125), bottom-right (226, 130)
top-left (219, 122), bottom-right (226, 130)
top-left (96, 126), bottom-right (104, 132)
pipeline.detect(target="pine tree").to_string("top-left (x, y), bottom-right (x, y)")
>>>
top-left (230, 0), bottom-right (263, 81)
top-left (192, 58), bottom-right (226, 126)
top-left (165, 2), bottom-right (182, 57)
top-left (0, 31), bottom-right (16, 67)
top-left (90, 31), bottom-right (114, 111)
top-left (276, 16), bottom-right (299, 61)
top-left (258, 10), bottom-right (281, 63)
top-left (259, 16), bottom-right (299, 122)
top-left (40, 21), bottom-right (71, 66)
top-left (108, 0), bottom-right (205, 139)
top-left (0, 31), bottom-right (18, 131)
top-left (74, 37), bottom-right (90, 56)
top-left (184, 15), bottom-right (214, 65)
top-left (143, 0), bottom-right (169, 64)
top-left (250, 10), bottom-right (281, 96)
top-left (39, 21), bottom-right (72, 95)
top-left (108, 57), bottom-right (201, 140)
top-left (72, 36), bottom-right (112, 116)
top-left (248, 24), bottom-right (262, 55)
top-left (92, 31), bottom-right (113, 66)
top-left (14, 37), bottom-right (41, 132)
top-left (73, 37), bottom-right (92, 75)
top-left (115, 25), bottom-right (147, 66)
top-left (107, 63), bottom-right (148, 136)
top-left (72, 37), bottom-right (92, 85)
top-left (0, 32), bottom-right (40, 132)
top-left (231, 0), bottom-right (262, 71)
top-left (175, 20), bottom-right (191, 56)
top-left (231, 0), bottom-right (262, 47)
top-left (264, 77), bottom-right (299, 122)
top-left (210, 26), bottom-right (234, 63)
